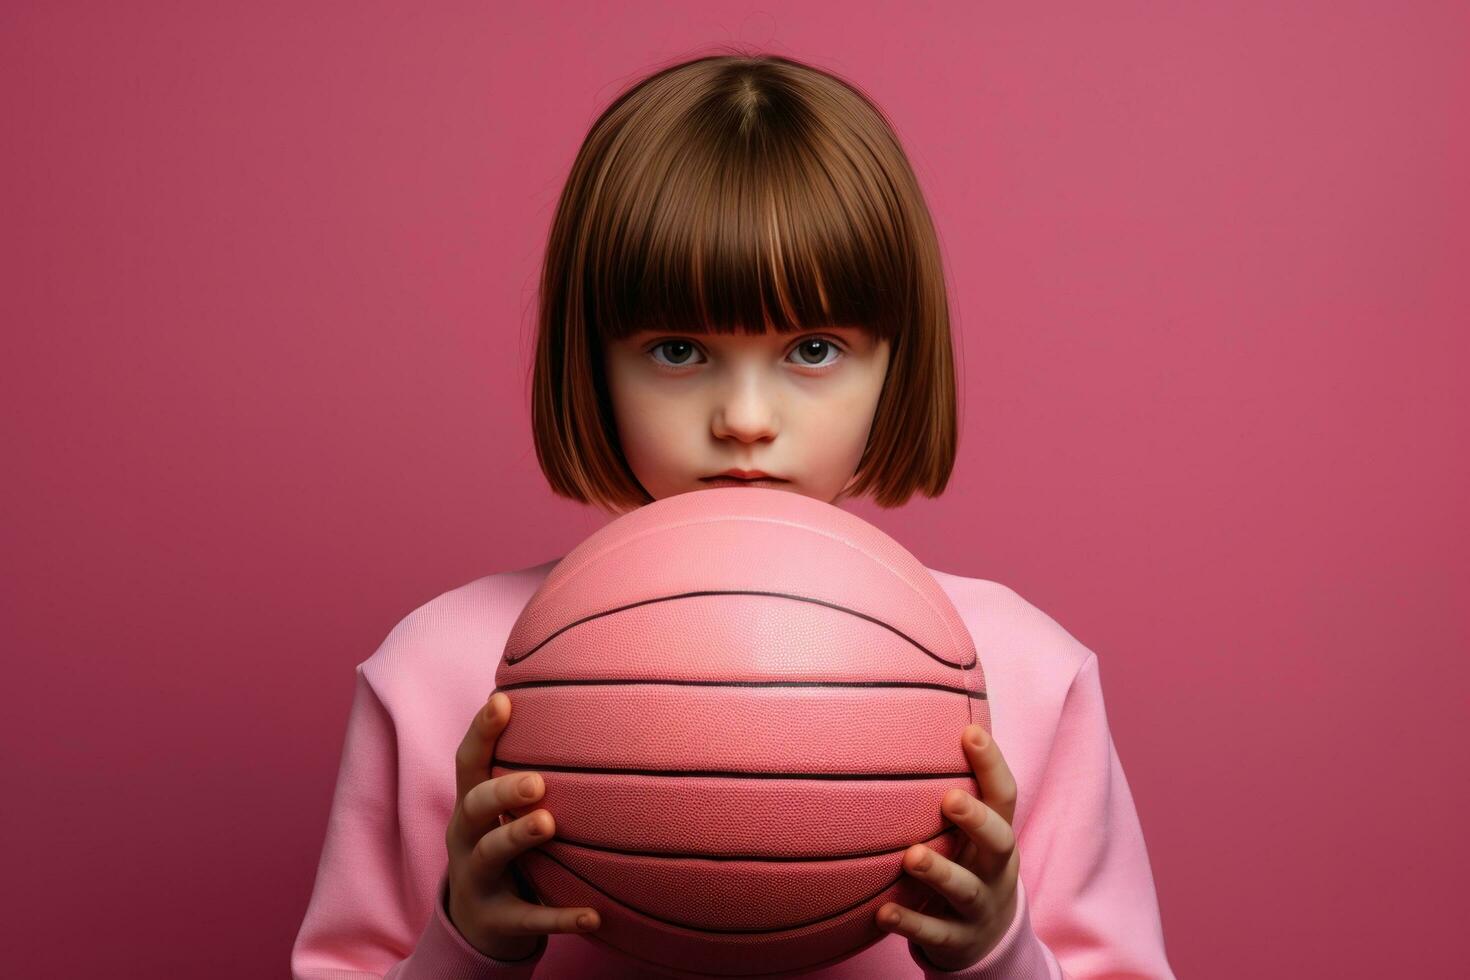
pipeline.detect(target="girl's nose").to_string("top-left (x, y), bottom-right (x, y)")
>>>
top-left (711, 382), bottom-right (779, 444)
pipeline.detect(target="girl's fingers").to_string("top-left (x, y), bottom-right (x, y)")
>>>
top-left (455, 693), bottom-right (509, 805)
top-left (464, 809), bottom-right (601, 935)
top-left (444, 692), bottom-right (602, 943)
top-left (466, 798), bottom-right (553, 883)
top-left (897, 842), bottom-right (989, 917)
top-left (875, 898), bottom-right (975, 953)
top-left (483, 888), bottom-right (601, 938)
top-left (942, 790), bottom-right (1017, 882)
top-left (456, 768), bottom-right (545, 852)
top-left (962, 726), bottom-right (1018, 828)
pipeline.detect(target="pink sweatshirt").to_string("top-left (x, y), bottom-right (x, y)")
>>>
top-left (292, 558), bottom-right (1174, 979)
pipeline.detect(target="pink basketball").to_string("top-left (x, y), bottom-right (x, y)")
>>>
top-left (492, 486), bottom-right (989, 977)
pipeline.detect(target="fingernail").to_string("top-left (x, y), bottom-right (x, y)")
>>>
top-left (968, 726), bottom-right (988, 749)
top-left (577, 914), bottom-right (595, 930)
top-left (518, 774), bottom-right (540, 798)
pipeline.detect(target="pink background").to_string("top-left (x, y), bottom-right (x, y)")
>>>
top-left (3, 2), bottom-right (1466, 977)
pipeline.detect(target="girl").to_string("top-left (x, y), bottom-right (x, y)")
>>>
top-left (292, 52), bottom-right (1174, 979)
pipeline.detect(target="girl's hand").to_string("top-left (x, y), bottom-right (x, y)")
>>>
top-left (444, 692), bottom-right (601, 960)
top-left (875, 724), bottom-right (1021, 972)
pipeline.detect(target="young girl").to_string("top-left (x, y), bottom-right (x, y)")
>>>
top-left (292, 53), bottom-right (1174, 979)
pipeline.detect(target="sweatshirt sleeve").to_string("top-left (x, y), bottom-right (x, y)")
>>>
top-left (291, 665), bottom-right (547, 979)
top-left (907, 652), bottom-right (1175, 979)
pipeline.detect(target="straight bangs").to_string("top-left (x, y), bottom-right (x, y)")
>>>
top-left (577, 65), bottom-right (922, 347)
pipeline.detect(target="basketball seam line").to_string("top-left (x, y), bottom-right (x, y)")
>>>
top-left (494, 678), bottom-right (986, 699)
top-left (493, 760), bottom-right (978, 780)
top-left (504, 590), bottom-right (977, 670)
top-left (521, 827), bottom-right (964, 936)
top-left (522, 512), bottom-right (974, 666)
top-left (510, 826), bottom-right (954, 864)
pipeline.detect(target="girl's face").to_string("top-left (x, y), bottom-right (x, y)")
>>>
top-left (603, 325), bottom-right (891, 506)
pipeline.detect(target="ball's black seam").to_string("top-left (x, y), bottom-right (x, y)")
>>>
top-left (494, 677), bottom-right (985, 699)
top-left (504, 589), bottom-right (978, 670)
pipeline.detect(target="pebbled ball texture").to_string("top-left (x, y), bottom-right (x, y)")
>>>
top-left (492, 486), bottom-right (989, 978)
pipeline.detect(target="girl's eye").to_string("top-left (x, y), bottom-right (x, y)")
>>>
top-left (648, 340), bottom-right (706, 368)
top-left (645, 337), bottom-right (845, 371)
top-left (788, 337), bottom-right (844, 369)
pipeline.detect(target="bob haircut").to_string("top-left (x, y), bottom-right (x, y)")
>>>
top-left (531, 51), bottom-right (958, 515)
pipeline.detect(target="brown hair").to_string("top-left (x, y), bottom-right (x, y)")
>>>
top-left (530, 50), bottom-right (958, 515)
